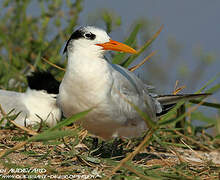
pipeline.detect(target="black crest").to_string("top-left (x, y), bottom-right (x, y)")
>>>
top-left (63, 27), bottom-right (96, 54)
top-left (27, 70), bottom-right (60, 94)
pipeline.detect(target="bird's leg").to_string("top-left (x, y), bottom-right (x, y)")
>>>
top-left (91, 137), bottom-right (99, 149)
top-left (111, 138), bottom-right (124, 157)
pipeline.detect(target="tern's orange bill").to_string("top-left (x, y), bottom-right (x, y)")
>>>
top-left (96, 39), bottom-right (137, 54)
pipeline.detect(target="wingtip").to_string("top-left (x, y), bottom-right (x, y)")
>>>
top-left (156, 93), bottom-right (212, 105)
top-left (195, 93), bottom-right (212, 97)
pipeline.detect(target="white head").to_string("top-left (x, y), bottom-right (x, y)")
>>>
top-left (63, 26), bottom-right (137, 56)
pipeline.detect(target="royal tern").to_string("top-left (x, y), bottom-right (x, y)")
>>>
top-left (58, 26), bottom-right (209, 139)
top-left (0, 71), bottom-right (61, 127)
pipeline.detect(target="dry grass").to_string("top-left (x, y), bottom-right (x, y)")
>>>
top-left (0, 120), bottom-right (220, 179)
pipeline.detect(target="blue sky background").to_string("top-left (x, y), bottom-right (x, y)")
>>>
top-left (79, 1), bottom-right (220, 100)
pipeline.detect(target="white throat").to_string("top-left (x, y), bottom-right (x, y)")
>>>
top-left (67, 40), bottom-right (105, 70)
top-left (58, 42), bottom-right (112, 117)
top-left (65, 39), bottom-right (111, 84)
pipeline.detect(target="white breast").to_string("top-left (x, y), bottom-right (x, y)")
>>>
top-left (57, 48), bottom-right (112, 116)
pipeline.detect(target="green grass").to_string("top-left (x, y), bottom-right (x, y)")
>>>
top-left (0, 0), bottom-right (220, 179)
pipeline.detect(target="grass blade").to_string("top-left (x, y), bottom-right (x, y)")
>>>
top-left (122, 25), bottom-right (164, 68)
top-left (158, 100), bottom-right (185, 125)
top-left (190, 100), bottom-right (220, 109)
top-left (49, 109), bottom-right (91, 131)
top-left (196, 73), bottom-right (220, 93)
top-left (206, 83), bottom-right (220, 94)
top-left (191, 111), bottom-right (216, 124)
top-left (112, 23), bottom-right (142, 64)
top-left (129, 51), bottom-right (156, 72)
top-left (28, 130), bottom-right (76, 142)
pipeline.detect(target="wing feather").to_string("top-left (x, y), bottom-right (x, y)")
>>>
top-left (109, 64), bottom-right (161, 122)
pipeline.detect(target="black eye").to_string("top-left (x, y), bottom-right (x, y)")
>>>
top-left (84, 33), bottom-right (96, 40)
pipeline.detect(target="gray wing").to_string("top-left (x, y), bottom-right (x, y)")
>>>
top-left (0, 90), bottom-right (29, 126)
top-left (109, 64), bottom-right (162, 122)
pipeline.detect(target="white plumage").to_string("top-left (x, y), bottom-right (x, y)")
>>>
top-left (0, 71), bottom-right (61, 127)
top-left (58, 26), bottom-right (209, 139)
